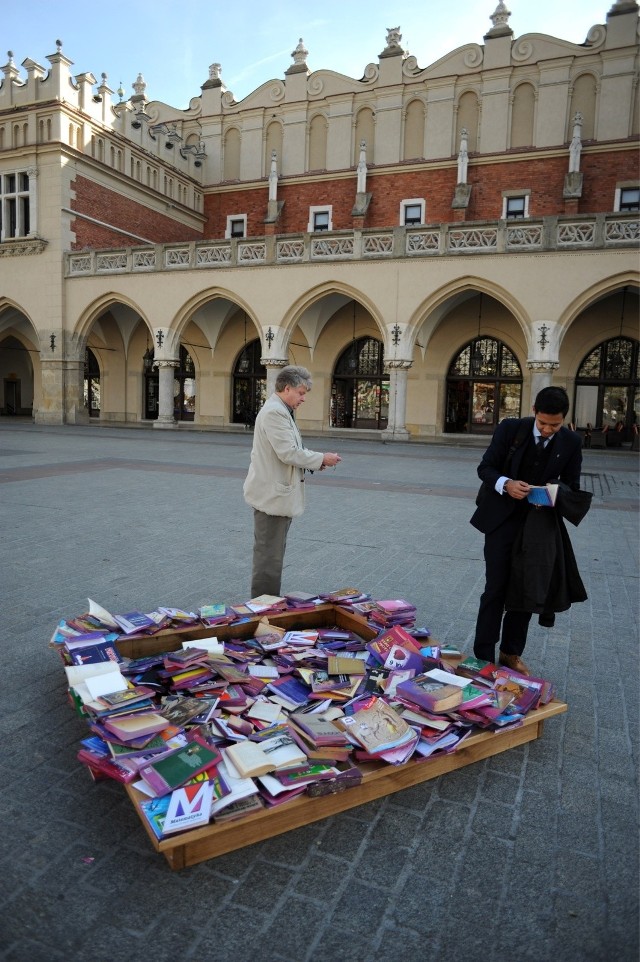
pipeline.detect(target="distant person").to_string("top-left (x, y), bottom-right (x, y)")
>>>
top-left (243, 365), bottom-right (341, 597)
top-left (470, 386), bottom-right (584, 675)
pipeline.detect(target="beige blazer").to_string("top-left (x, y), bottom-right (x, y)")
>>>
top-left (243, 393), bottom-right (324, 517)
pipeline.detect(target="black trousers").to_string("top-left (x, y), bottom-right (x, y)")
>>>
top-left (473, 510), bottom-right (532, 663)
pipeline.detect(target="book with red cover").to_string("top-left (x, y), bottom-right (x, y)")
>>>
top-left (366, 625), bottom-right (424, 666)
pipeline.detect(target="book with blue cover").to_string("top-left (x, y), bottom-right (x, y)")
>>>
top-left (526, 483), bottom-right (558, 507)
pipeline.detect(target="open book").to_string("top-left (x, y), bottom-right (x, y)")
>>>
top-left (526, 483), bottom-right (558, 507)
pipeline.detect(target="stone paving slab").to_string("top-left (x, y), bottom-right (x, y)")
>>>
top-left (0, 421), bottom-right (637, 962)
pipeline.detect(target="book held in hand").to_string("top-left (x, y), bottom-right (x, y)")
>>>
top-left (526, 483), bottom-right (559, 507)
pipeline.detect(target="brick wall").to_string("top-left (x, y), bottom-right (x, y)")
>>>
top-left (202, 146), bottom-right (637, 237)
top-left (71, 176), bottom-right (202, 249)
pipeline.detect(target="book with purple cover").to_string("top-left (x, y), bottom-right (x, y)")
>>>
top-left (396, 674), bottom-right (464, 713)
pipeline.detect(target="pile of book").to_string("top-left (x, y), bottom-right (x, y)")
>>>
top-left (51, 594), bottom-right (556, 840)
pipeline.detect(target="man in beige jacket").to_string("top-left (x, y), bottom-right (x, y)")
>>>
top-left (243, 365), bottom-right (341, 597)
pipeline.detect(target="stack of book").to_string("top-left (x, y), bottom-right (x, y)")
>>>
top-left (51, 590), bottom-right (557, 840)
top-left (368, 599), bottom-right (417, 629)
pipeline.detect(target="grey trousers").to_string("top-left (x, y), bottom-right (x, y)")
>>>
top-left (251, 510), bottom-right (292, 598)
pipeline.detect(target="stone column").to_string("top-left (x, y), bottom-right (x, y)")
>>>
top-left (64, 357), bottom-right (89, 424)
top-left (153, 360), bottom-right (178, 429)
top-left (381, 361), bottom-right (412, 441)
top-left (35, 359), bottom-right (65, 424)
top-left (261, 358), bottom-right (288, 396)
top-left (526, 360), bottom-right (559, 410)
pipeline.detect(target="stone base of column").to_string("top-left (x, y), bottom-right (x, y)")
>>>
top-left (381, 427), bottom-right (410, 441)
top-left (153, 416), bottom-right (177, 429)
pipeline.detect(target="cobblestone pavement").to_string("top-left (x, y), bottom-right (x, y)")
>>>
top-left (0, 421), bottom-right (637, 962)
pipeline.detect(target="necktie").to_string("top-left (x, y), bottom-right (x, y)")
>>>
top-left (536, 437), bottom-right (546, 453)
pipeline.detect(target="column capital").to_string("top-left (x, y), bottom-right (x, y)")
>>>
top-left (526, 360), bottom-right (559, 372)
top-left (260, 357), bottom-right (288, 369)
top-left (385, 359), bottom-right (413, 371)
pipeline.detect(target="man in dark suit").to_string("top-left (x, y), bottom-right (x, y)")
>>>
top-left (470, 386), bottom-right (582, 675)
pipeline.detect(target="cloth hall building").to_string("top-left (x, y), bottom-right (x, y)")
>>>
top-left (0, 1), bottom-right (638, 442)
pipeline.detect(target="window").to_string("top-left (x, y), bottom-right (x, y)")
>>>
top-left (502, 193), bottom-right (529, 220)
top-left (331, 337), bottom-right (389, 430)
top-left (0, 170), bottom-right (31, 241)
top-left (400, 199), bottom-right (425, 226)
top-left (445, 337), bottom-right (523, 434)
top-left (232, 340), bottom-right (266, 426)
top-left (308, 206), bottom-right (332, 232)
top-left (226, 214), bottom-right (247, 239)
top-left (614, 187), bottom-right (640, 212)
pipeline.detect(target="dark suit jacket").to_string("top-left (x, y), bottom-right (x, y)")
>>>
top-left (470, 417), bottom-right (583, 535)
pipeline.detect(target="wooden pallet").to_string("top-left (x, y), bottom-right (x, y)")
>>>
top-left (114, 605), bottom-right (567, 870)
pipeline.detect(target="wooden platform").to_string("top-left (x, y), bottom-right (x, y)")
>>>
top-left (114, 604), bottom-right (567, 870)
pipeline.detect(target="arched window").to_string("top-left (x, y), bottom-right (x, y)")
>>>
top-left (232, 339), bottom-right (266, 426)
top-left (445, 337), bottom-right (522, 434)
top-left (574, 336), bottom-right (639, 437)
top-left (174, 346), bottom-right (196, 421)
top-left (84, 348), bottom-right (100, 418)
top-left (331, 337), bottom-right (389, 429)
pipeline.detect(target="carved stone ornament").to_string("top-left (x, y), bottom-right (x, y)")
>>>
top-left (526, 360), bottom-right (559, 372)
top-left (385, 359), bottom-right (413, 370)
top-left (0, 238), bottom-right (47, 257)
top-left (260, 357), bottom-right (288, 369)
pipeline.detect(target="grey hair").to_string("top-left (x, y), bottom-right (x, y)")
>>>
top-left (275, 365), bottom-right (312, 392)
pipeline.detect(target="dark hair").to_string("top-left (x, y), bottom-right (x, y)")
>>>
top-left (533, 386), bottom-right (569, 416)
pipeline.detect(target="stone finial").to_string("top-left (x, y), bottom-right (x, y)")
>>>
top-left (386, 27), bottom-right (402, 48)
top-left (202, 62), bottom-right (226, 90)
top-left (486, 1), bottom-right (513, 38)
top-left (608, 1), bottom-right (639, 13)
top-left (2, 51), bottom-right (19, 81)
top-left (380, 26), bottom-right (405, 58)
top-left (291, 38), bottom-right (308, 66)
top-left (286, 38), bottom-right (309, 75)
top-left (132, 73), bottom-right (147, 99)
top-left (56, 39), bottom-right (63, 53)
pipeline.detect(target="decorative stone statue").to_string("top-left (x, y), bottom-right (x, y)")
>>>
top-left (269, 150), bottom-right (278, 202)
top-left (357, 140), bottom-right (367, 194)
top-left (569, 112), bottom-right (583, 173)
top-left (457, 128), bottom-right (469, 185)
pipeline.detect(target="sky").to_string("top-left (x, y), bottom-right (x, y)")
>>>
top-left (2, 1), bottom-right (614, 110)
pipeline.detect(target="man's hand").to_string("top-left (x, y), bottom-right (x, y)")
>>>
top-left (505, 479), bottom-right (530, 499)
top-left (320, 452), bottom-right (341, 469)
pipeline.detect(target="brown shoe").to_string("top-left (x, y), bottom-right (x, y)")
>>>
top-left (498, 651), bottom-right (530, 676)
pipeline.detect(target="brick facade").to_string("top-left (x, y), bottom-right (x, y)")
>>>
top-left (71, 176), bottom-right (202, 249)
